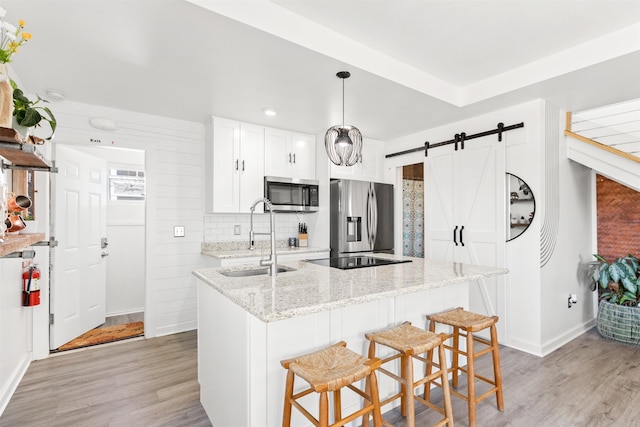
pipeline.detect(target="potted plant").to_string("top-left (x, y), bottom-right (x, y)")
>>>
top-left (21, 213), bottom-right (38, 234)
top-left (590, 254), bottom-right (640, 345)
top-left (10, 80), bottom-right (56, 140)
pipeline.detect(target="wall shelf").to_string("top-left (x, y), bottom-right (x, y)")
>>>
top-left (0, 127), bottom-right (54, 171)
top-left (0, 233), bottom-right (46, 258)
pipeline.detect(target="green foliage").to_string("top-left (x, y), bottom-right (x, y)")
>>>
top-left (591, 254), bottom-right (640, 306)
top-left (10, 79), bottom-right (56, 140)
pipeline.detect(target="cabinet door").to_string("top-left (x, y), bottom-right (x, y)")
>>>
top-left (330, 138), bottom-right (385, 182)
top-left (359, 139), bottom-right (383, 182)
top-left (239, 123), bottom-right (265, 213)
top-left (264, 127), bottom-right (292, 178)
top-left (212, 118), bottom-right (240, 213)
top-left (290, 132), bottom-right (316, 180)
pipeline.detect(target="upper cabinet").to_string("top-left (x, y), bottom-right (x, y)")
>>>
top-left (330, 138), bottom-right (386, 183)
top-left (205, 117), bottom-right (264, 213)
top-left (264, 128), bottom-right (316, 180)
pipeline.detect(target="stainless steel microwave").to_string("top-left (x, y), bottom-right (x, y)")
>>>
top-left (264, 176), bottom-right (319, 212)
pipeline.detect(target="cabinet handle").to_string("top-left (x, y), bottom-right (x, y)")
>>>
top-left (242, 160), bottom-right (245, 171)
top-left (235, 159), bottom-right (238, 171)
top-left (293, 153), bottom-right (296, 164)
top-left (453, 225), bottom-right (458, 246)
top-left (288, 153), bottom-right (292, 163)
top-left (459, 226), bottom-right (465, 247)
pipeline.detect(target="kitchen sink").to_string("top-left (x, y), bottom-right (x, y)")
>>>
top-left (219, 266), bottom-right (296, 278)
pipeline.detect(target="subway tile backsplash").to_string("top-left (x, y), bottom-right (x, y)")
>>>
top-left (203, 213), bottom-right (303, 243)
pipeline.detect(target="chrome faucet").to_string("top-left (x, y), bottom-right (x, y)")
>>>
top-left (249, 197), bottom-right (278, 276)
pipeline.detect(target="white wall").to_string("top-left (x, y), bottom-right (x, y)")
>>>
top-left (0, 144), bottom-right (51, 413)
top-left (45, 100), bottom-right (206, 340)
top-left (384, 99), bottom-right (595, 355)
top-left (539, 106), bottom-right (595, 354)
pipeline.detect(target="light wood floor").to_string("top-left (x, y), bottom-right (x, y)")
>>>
top-left (0, 331), bottom-right (210, 427)
top-left (1, 327), bottom-right (639, 426)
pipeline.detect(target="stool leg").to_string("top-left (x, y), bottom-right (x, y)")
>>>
top-left (452, 326), bottom-right (460, 389)
top-left (424, 320), bottom-right (436, 402)
top-left (369, 369), bottom-right (383, 427)
top-left (362, 341), bottom-right (376, 427)
top-left (334, 389), bottom-right (342, 423)
top-left (282, 370), bottom-right (294, 427)
top-left (403, 352), bottom-right (415, 427)
top-left (319, 391), bottom-right (329, 427)
top-left (438, 343), bottom-right (454, 427)
top-left (466, 330), bottom-right (477, 427)
top-left (490, 324), bottom-right (505, 411)
top-left (400, 352), bottom-right (408, 418)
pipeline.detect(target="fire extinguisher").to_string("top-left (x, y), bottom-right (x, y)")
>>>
top-left (22, 264), bottom-right (40, 307)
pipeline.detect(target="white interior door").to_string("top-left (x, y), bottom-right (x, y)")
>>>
top-left (50, 145), bottom-right (107, 349)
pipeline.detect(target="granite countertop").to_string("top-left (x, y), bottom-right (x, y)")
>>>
top-left (202, 241), bottom-right (329, 259)
top-left (193, 255), bottom-right (508, 323)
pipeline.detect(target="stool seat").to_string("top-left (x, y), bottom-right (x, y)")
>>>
top-left (281, 341), bottom-right (383, 427)
top-left (365, 322), bottom-right (454, 427)
top-left (428, 307), bottom-right (498, 331)
top-left (366, 322), bottom-right (443, 355)
top-left (283, 342), bottom-right (376, 392)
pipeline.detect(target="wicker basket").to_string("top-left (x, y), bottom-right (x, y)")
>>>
top-left (597, 299), bottom-right (640, 346)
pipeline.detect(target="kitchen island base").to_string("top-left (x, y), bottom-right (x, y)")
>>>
top-left (198, 280), bottom-right (469, 426)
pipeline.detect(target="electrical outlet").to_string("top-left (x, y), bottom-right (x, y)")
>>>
top-left (234, 225), bottom-right (241, 235)
top-left (174, 226), bottom-right (185, 237)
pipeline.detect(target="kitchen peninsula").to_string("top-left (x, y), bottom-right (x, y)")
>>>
top-left (194, 256), bottom-right (508, 426)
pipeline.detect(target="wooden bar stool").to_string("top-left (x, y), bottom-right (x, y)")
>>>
top-left (280, 341), bottom-right (383, 427)
top-left (427, 308), bottom-right (504, 427)
top-left (364, 322), bottom-right (454, 427)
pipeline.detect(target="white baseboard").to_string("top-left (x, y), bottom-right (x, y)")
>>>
top-left (0, 354), bottom-right (31, 417)
top-left (540, 318), bottom-right (595, 357)
top-left (105, 308), bottom-right (144, 317)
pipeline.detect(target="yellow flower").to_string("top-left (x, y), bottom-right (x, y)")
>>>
top-left (18, 19), bottom-right (25, 27)
top-left (21, 32), bottom-right (32, 40)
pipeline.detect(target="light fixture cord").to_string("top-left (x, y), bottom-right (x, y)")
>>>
top-left (342, 76), bottom-right (345, 127)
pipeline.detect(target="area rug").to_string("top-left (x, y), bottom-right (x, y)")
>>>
top-left (56, 321), bottom-right (144, 351)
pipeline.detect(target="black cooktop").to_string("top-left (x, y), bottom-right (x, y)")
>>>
top-left (306, 256), bottom-right (412, 270)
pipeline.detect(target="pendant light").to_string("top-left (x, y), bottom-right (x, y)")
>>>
top-left (325, 71), bottom-right (362, 166)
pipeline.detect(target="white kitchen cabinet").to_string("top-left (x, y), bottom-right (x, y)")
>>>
top-left (205, 117), bottom-right (264, 213)
top-left (264, 127), bottom-right (316, 180)
top-left (330, 138), bottom-right (387, 183)
top-left (424, 138), bottom-right (506, 336)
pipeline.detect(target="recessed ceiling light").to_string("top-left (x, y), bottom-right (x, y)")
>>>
top-left (263, 108), bottom-right (278, 117)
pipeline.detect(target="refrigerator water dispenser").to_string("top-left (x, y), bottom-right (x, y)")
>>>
top-left (346, 217), bottom-right (361, 242)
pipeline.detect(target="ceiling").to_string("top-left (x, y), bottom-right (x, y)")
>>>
top-left (4, 0), bottom-right (640, 142)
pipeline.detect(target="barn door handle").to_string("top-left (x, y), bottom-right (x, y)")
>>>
top-left (453, 225), bottom-right (458, 246)
top-left (459, 226), bottom-right (465, 247)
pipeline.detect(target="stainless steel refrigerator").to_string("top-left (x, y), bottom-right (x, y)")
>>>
top-left (330, 179), bottom-right (394, 257)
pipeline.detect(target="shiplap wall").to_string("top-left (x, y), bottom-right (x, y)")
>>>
top-left (44, 100), bottom-right (206, 339)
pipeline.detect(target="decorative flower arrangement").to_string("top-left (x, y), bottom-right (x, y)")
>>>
top-left (0, 7), bottom-right (31, 64)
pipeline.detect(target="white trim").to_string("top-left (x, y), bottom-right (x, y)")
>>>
top-left (0, 355), bottom-right (30, 417)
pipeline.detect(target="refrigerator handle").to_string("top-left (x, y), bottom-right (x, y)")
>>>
top-left (371, 186), bottom-right (378, 246)
top-left (366, 187), bottom-right (373, 246)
